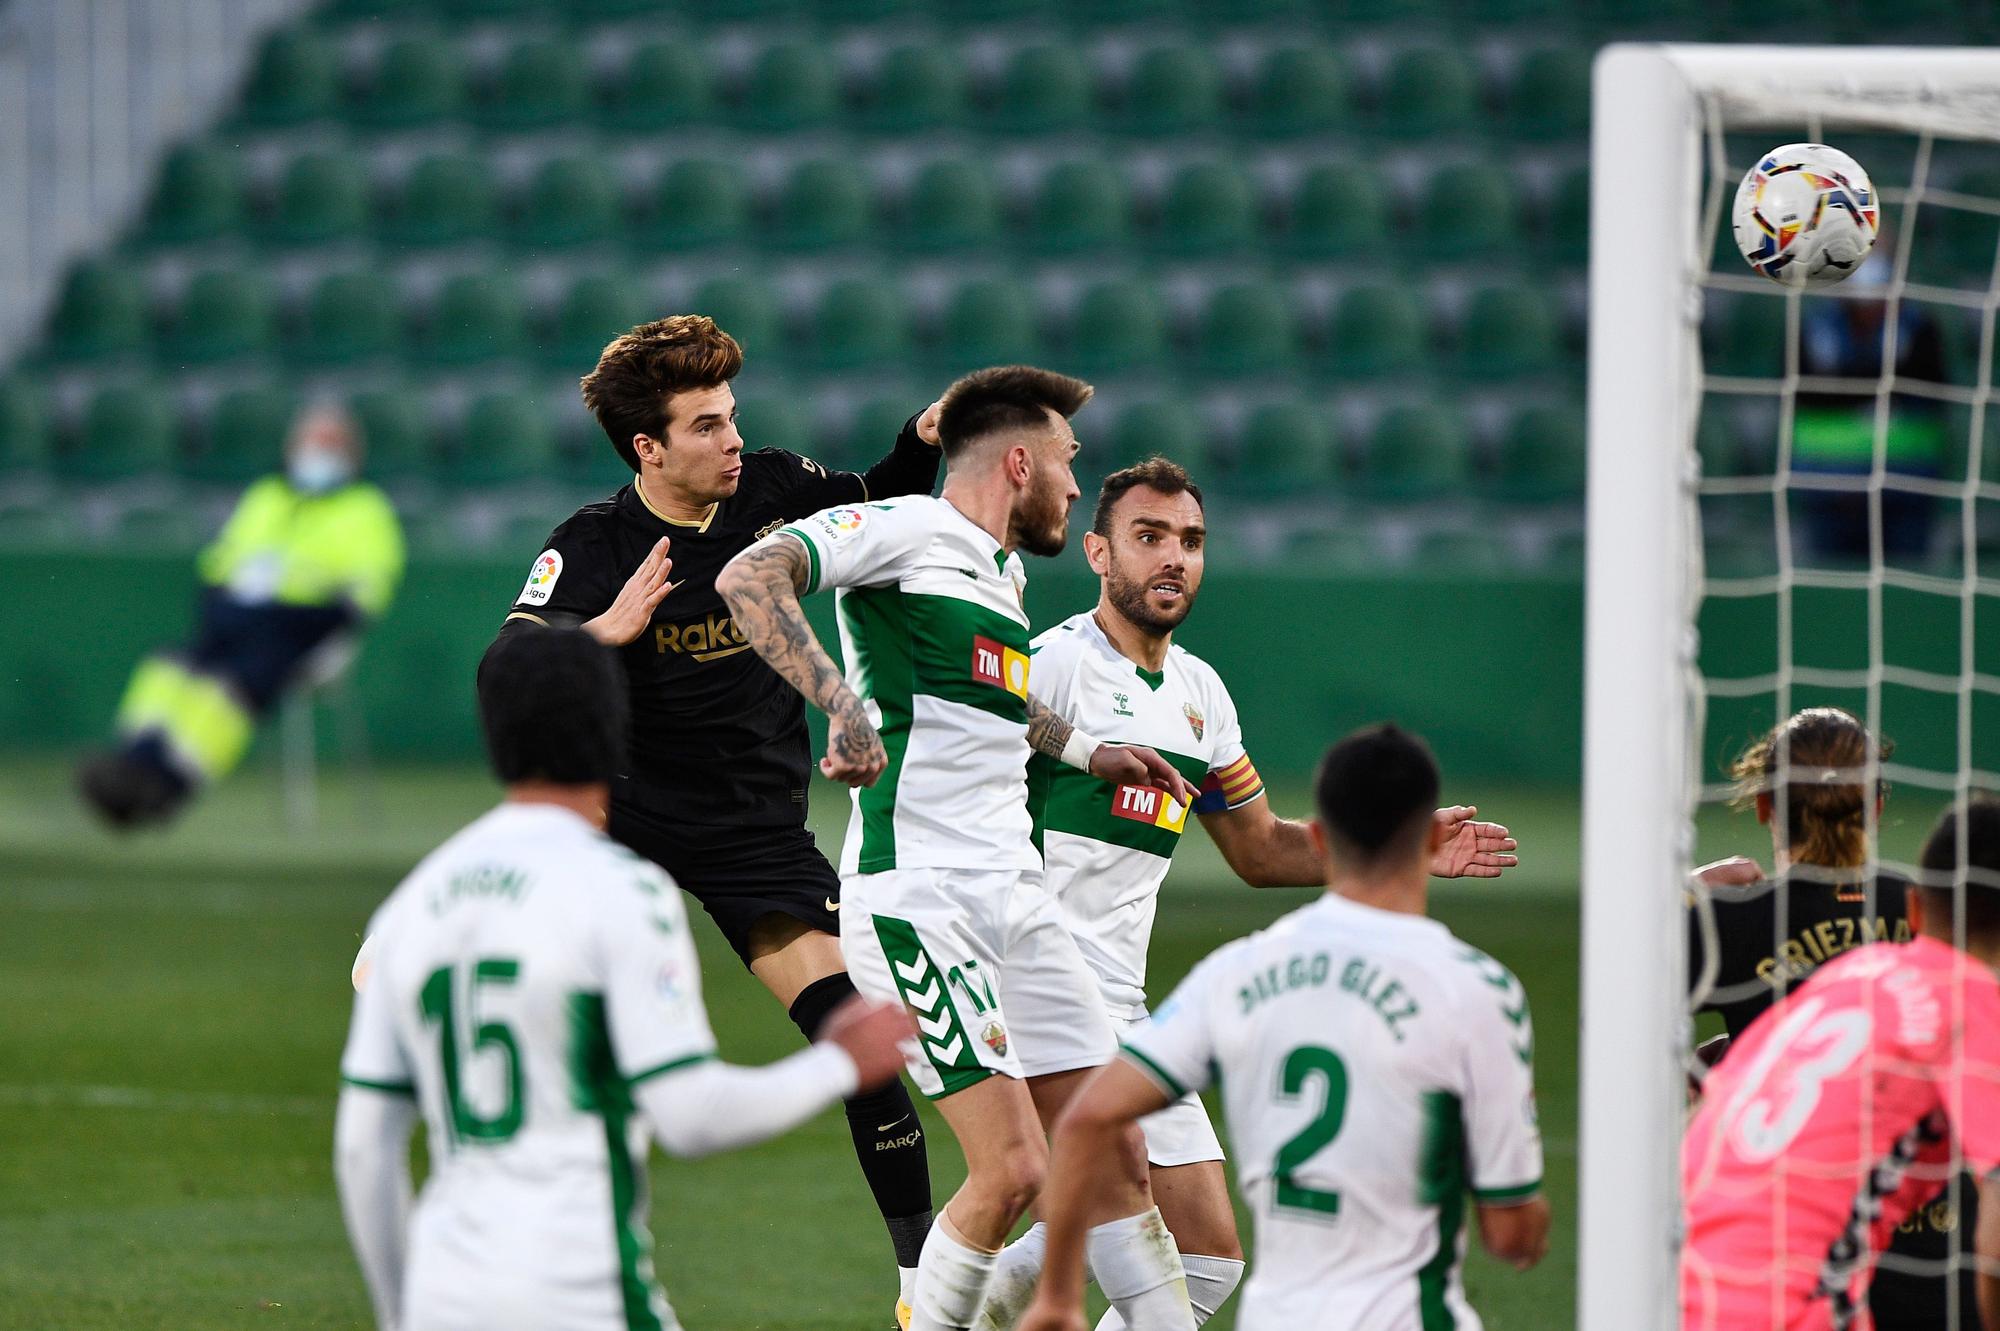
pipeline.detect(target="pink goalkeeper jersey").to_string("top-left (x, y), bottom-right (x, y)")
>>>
top-left (1682, 938), bottom-right (2000, 1331)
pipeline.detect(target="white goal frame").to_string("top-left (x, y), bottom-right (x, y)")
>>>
top-left (1581, 43), bottom-right (2000, 1331)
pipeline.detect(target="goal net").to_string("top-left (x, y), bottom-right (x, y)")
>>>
top-left (1582, 45), bottom-right (2000, 1330)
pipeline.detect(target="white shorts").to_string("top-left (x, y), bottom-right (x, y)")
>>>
top-left (1114, 1009), bottom-right (1225, 1168)
top-left (840, 866), bottom-right (1117, 1099)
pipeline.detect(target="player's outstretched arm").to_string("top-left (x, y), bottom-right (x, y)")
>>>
top-left (717, 534), bottom-right (886, 786)
top-left (1429, 806), bottom-right (1520, 879)
top-left (333, 1087), bottom-right (419, 1331)
top-left (1026, 693), bottom-right (1197, 808)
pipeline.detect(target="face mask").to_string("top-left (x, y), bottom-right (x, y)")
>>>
top-left (288, 450), bottom-right (354, 493)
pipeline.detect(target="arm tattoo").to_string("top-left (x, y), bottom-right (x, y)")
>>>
top-left (1025, 693), bottom-right (1076, 760)
top-left (717, 537), bottom-right (867, 729)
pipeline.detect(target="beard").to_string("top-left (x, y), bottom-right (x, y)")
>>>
top-left (1010, 472), bottom-right (1073, 558)
top-left (1105, 559), bottom-right (1195, 635)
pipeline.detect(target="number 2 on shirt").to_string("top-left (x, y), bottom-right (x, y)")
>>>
top-left (1274, 1044), bottom-right (1348, 1218)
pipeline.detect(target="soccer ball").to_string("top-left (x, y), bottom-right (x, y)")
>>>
top-left (1732, 144), bottom-right (1878, 288)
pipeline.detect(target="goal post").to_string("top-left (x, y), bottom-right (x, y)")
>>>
top-left (1581, 43), bottom-right (2000, 1331)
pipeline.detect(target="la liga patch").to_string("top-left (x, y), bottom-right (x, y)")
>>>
top-left (519, 549), bottom-right (562, 606)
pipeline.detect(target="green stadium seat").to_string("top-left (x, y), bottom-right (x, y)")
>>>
top-left (602, 41), bottom-right (714, 133)
top-left (1412, 528), bottom-right (1516, 571)
top-left (645, 159), bottom-right (748, 251)
top-left (1412, 163), bottom-right (1521, 260)
top-left (901, 159), bottom-right (1001, 253)
top-left (855, 44), bottom-right (966, 135)
top-left (1281, 524), bottom-right (1381, 571)
top-left (1458, 285), bottom-right (1564, 380)
top-left (690, 276), bottom-right (782, 365)
top-left (989, 45), bottom-right (1091, 136)
top-left (478, 38), bottom-right (587, 131)
top-left (1494, 403), bottom-right (1586, 502)
top-left (348, 36), bottom-right (465, 130)
top-left (1115, 45), bottom-right (1224, 138)
top-left (1186, 0), bottom-right (1308, 18)
top-left (380, 155), bottom-right (497, 249)
top-left (45, 262), bottom-right (148, 361)
top-left (837, 397), bottom-right (922, 469)
top-left (808, 279), bottom-right (910, 371)
top-left (734, 396), bottom-right (815, 457)
top-left (1356, 405), bottom-right (1469, 500)
top-left (1461, 0), bottom-right (1566, 24)
top-left (420, 274), bottom-right (528, 366)
top-left (166, 271), bottom-right (277, 364)
top-left (1103, 401), bottom-right (1206, 475)
top-left (548, 273), bottom-right (649, 369)
top-left (1940, 169), bottom-right (2000, 280)
top-left (513, 156), bottom-right (621, 250)
top-left (1246, 45), bottom-right (1351, 139)
top-left (1545, 166), bottom-right (1589, 264)
top-left (1283, 162), bottom-right (1391, 259)
top-left (239, 26), bottom-right (337, 126)
top-left (766, 158), bottom-right (871, 251)
top-left (735, 41), bottom-right (838, 132)
top-left (1375, 47), bottom-right (1481, 140)
top-left (1508, 48), bottom-right (1589, 142)
top-left (1703, 291), bottom-right (1785, 380)
top-left (1066, 280), bottom-right (1169, 377)
top-left (113, 502), bottom-right (211, 549)
top-left (936, 0), bottom-right (1049, 18)
top-left (1195, 283), bottom-right (1299, 378)
top-left (294, 271), bottom-right (400, 366)
top-left (1234, 400), bottom-right (1335, 494)
top-left (349, 390), bottom-right (429, 482)
top-left (452, 393), bottom-right (556, 486)
top-left (1153, 162), bottom-right (1259, 256)
top-left (191, 387), bottom-right (296, 484)
top-left (1029, 161), bottom-right (1131, 255)
top-left (1320, 283), bottom-right (1426, 379)
top-left (935, 279), bottom-right (1040, 375)
top-left (811, 0), bottom-right (918, 18)
top-left (70, 384), bottom-right (178, 480)
top-left (262, 151), bottom-right (369, 247)
top-left (0, 378), bottom-right (51, 473)
top-left (1334, 0), bottom-right (1448, 19)
top-left (1067, 0), bottom-right (1175, 21)
top-left (143, 143), bottom-right (245, 245)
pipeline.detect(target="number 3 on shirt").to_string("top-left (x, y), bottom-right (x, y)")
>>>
top-left (419, 958), bottom-right (526, 1147)
top-left (1719, 995), bottom-right (1872, 1163)
top-left (1274, 1044), bottom-right (1348, 1218)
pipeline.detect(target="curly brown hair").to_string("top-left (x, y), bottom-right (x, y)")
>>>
top-left (1729, 707), bottom-right (1891, 869)
top-left (579, 315), bottom-right (743, 472)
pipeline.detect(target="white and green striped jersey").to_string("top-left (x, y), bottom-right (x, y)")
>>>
top-left (1027, 612), bottom-right (1261, 1019)
top-left (776, 495), bottom-right (1039, 876)
top-left (340, 803), bottom-right (716, 1331)
top-left (1122, 893), bottom-right (1544, 1331)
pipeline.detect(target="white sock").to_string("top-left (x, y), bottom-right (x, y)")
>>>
top-left (1097, 1253), bottom-right (1245, 1328)
top-left (973, 1222), bottom-right (1046, 1331)
top-left (900, 1264), bottom-right (919, 1308)
top-left (912, 1218), bottom-right (1000, 1331)
top-left (1086, 1208), bottom-right (1193, 1331)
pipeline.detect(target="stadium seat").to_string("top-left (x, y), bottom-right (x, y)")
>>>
top-left (1334, 0), bottom-right (1448, 20)
top-left (45, 262), bottom-right (148, 361)
top-left (1508, 48), bottom-right (1589, 142)
top-left (854, 43), bottom-right (966, 135)
top-left (1066, 0), bottom-right (1175, 21)
top-left (293, 271), bottom-right (400, 366)
top-left (734, 395), bottom-right (815, 457)
top-left (512, 156), bottom-right (621, 250)
top-left (1185, 0), bottom-right (1308, 19)
top-left (765, 158), bottom-right (871, 251)
top-left (1374, 47), bottom-right (1481, 140)
top-left (379, 155), bottom-right (497, 249)
top-left (348, 389), bottom-right (430, 482)
top-left (1413, 528), bottom-right (1516, 571)
top-left (262, 151), bottom-right (370, 247)
top-left (1355, 404), bottom-right (1469, 500)
top-left (1321, 283), bottom-right (1426, 379)
top-left (1283, 162), bottom-right (1391, 259)
top-left (1412, 163), bottom-right (1521, 260)
top-left (1460, 0), bottom-right (1567, 24)
top-left (0, 378), bottom-right (51, 473)
top-left (602, 41), bottom-right (714, 133)
top-left (1458, 285), bottom-right (1564, 380)
top-left (837, 397), bottom-right (922, 469)
top-left (1234, 400), bottom-right (1336, 494)
top-left (808, 279), bottom-right (911, 371)
top-left (547, 273), bottom-right (649, 369)
top-left (71, 384), bottom-right (178, 480)
top-left (143, 143), bottom-right (245, 246)
top-left (734, 41), bottom-right (838, 132)
top-left (419, 274), bottom-right (528, 366)
top-left (689, 276), bottom-right (782, 365)
top-left (1703, 291), bottom-right (1785, 380)
top-left (1029, 161), bottom-right (1132, 254)
top-left (238, 26), bottom-right (338, 126)
top-left (477, 38), bottom-right (587, 131)
top-left (191, 387), bottom-right (296, 484)
top-left (1104, 401), bottom-right (1207, 475)
top-left (1152, 162), bottom-right (1259, 256)
top-left (988, 45), bottom-right (1091, 135)
top-left (1065, 280), bottom-right (1169, 377)
top-left (1245, 45), bottom-right (1352, 139)
top-left (166, 271), bottom-right (277, 364)
top-left (1114, 45), bottom-right (1224, 138)
top-left (644, 159), bottom-right (748, 251)
top-left (1195, 283), bottom-right (1299, 378)
top-left (451, 393), bottom-right (557, 486)
top-left (1544, 166), bottom-right (1589, 264)
top-left (900, 159), bottom-right (1001, 253)
top-left (347, 35), bottom-right (465, 130)
top-left (1494, 403), bottom-right (1586, 502)
top-left (1940, 169), bottom-right (2000, 280)
top-left (934, 279), bottom-right (1040, 375)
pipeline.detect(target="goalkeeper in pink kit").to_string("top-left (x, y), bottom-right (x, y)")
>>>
top-left (1682, 796), bottom-right (2000, 1330)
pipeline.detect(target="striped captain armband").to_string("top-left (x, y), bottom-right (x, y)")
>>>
top-left (1192, 754), bottom-right (1265, 815)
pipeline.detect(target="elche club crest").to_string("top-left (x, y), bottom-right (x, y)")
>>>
top-left (981, 1021), bottom-right (1008, 1058)
top-left (1183, 701), bottom-right (1205, 741)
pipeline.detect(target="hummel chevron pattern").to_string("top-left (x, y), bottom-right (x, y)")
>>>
top-left (873, 915), bottom-right (987, 1096)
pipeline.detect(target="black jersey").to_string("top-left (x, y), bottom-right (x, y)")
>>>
top-left (501, 423), bottom-right (940, 828)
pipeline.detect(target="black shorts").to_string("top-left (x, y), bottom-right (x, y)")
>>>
top-left (608, 787), bottom-right (842, 968)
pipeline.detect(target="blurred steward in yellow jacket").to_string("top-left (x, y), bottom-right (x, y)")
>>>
top-left (79, 400), bottom-right (404, 827)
